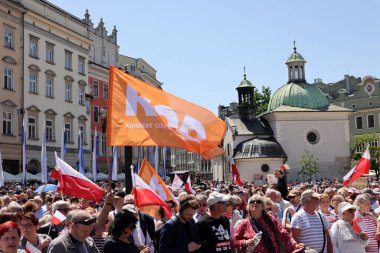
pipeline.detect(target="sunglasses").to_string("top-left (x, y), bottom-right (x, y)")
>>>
top-left (75, 217), bottom-right (97, 225)
top-left (249, 200), bottom-right (263, 205)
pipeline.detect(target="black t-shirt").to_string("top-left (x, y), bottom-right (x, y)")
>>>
top-left (104, 237), bottom-right (138, 253)
top-left (197, 214), bottom-right (231, 253)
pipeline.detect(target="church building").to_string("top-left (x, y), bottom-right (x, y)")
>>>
top-left (221, 46), bottom-right (352, 183)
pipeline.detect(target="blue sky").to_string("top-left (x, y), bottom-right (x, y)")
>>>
top-left (50, 0), bottom-right (380, 114)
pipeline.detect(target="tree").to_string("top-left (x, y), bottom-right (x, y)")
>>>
top-left (299, 149), bottom-right (319, 180)
top-left (254, 85), bottom-right (271, 114)
top-left (351, 134), bottom-right (380, 180)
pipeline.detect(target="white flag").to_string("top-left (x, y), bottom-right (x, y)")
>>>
top-left (172, 174), bottom-right (184, 189)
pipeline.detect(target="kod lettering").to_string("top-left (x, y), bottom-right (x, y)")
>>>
top-left (125, 84), bottom-right (206, 141)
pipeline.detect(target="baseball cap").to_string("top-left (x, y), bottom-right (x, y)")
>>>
top-left (338, 202), bottom-right (359, 215)
top-left (207, 192), bottom-right (229, 206)
top-left (115, 190), bottom-right (127, 199)
top-left (301, 189), bottom-right (320, 201)
top-left (287, 189), bottom-right (300, 198)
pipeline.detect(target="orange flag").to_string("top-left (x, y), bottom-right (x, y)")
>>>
top-left (107, 66), bottom-right (226, 159)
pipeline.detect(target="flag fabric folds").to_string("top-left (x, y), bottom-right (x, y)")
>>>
top-left (132, 172), bottom-right (172, 218)
top-left (78, 130), bottom-right (85, 175)
top-left (51, 210), bottom-right (66, 225)
top-left (51, 153), bottom-right (105, 202)
top-left (41, 121), bottom-right (47, 183)
top-left (172, 174), bottom-right (184, 189)
top-left (343, 146), bottom-right (371, 187)
top-left (185, 176), bottom-right (195, 194)
top-left (22, 118), bottom-right (26, 184)
top-left (25, 241), bottom-right (42, 253)
top-left (92, 128), bottom-right (98, 182)
top-left (110, 146), bottom-right (118, 181)
top-left (281, 164), bottom-right (290, 170)
top-left (231, 158), bottom-right (243, 186)
top-left (0, 152), bottom-right (4, 187)
top-left (108, 66), bottom-right (226, 159)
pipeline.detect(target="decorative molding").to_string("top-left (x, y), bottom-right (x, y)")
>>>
top-left (303, 127), bottom-right (323, 148)
top-left (2, 56), bottom-right (17, 65)
top-left (64, 75), bottom-right (74, 82)
top-left (0, 99), bottom-right (17, 107)
top-left (78, 80), bottom-right (87, 86)
top-left (26, 105), bottom-right (41, 112)
top-left (63, 112), bottom-right (75, 118)
top-left (78, 115), bottom-right (88, 121)
top-left (28, 64), bottom-right (41, 72)
top-left (45, 69), bottom-right (56, 77)
top-left (44, 109), bottom-right (57, 115)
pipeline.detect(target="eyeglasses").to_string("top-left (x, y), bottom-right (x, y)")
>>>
top-left (57, 208), bottom-right (70, 213)
top-left (74, 217), bottom-right (97, 225)
top-left (249, 200), bottom-right (263, 205)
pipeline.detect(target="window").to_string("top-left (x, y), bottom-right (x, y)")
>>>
top-left (79, 86), bottom-right (85, 105)
top-left (65, 50), bottom-right (72, 70)
top-left (45, 79), bottom-right (53, 98)
top-left (2, 111), bottom-right (12, 135)
top-left (93, 80), bottom-right (98, 97)
top-left (64, 123), bottom-right (72, 142)
top-left (4, 67), bottom-right (13, 90)
top-left (46, 42), bottom-right (54, 63)
top-left (79, 124), bottom-right (84, 142)
top-left (130, 65), bottom-right (136, 72)
top-left (29, 36), bottom-right (38, 58)
top-left (93, 106), bottom-right (99, 123)
top-left (29, 73), bottom-right (37, 94)
top-left (4, 30), bottom-right (13, 49)
top-left (65, 83), bottom-right (72, 102)
top-left (368, 114), bottom-right (375, 128)
top-left (46, 119), bottom-right (54, 141)
top-left (103, 84), bottom-right (108, 99)
top-left (28, 117), bottom-right (36, 139)
top-left (307, 131), bottom-right (319, 144)
top-left (356, 116), bottom-right (363, 130)
top-left (86, 100), bottom-right (90, 115)
top-left (261, 164), bottom-right (269, 172)
top-left (78, 56), bottom-right (85, 74)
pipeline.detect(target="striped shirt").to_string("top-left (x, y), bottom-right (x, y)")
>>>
top-left (291, 209), bottom-right (328, 253)
top-left (363, 215), bottom-right (378, 253)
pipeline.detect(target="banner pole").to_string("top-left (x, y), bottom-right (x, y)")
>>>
top-left (107, 145), bottom-right (111, 191)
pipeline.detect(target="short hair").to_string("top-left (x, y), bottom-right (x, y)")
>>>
top-left (324, 188), bottom-right (335, 194)
top-left (23, 201), bottom-right (38, 213)
top-left (52, 200), bottom-right (69, 213)
top-left (21, 213), bottom-right (39, 226)
top-left (7, 201), bottom-right (23, 213)
top-left (319, 194), bottom-right (330, 202)
top-left (331, 194), bottom-right (345, 203)
top-left (195, 194), bottom-right (207, 202)
top-left (164, 199), bottom-right (177, 209)
top-left (0, 221), bottom-right (21, 238)
top-left (354, 194), bottom-right (370, 206)
top-left (178, 195), bottom-right (199, 213)
top-left (246, 194), bottom-right (266, 214)
top-left (110, 210), bottom-right (138, 238)
top-left (68, 210), bottom-right (93, 224)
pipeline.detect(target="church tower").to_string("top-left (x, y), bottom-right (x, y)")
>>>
top-left (236, 68), bottom-right (256, 120)
top-left (286, 41), bottom-right (306, 84)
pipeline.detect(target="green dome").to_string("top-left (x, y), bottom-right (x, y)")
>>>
top-left (286, 52), bottom-right (306, 63)
top-left (268, 82), bottom-right (329, 111)
top-left (237, 75), bottom-right (254, 88)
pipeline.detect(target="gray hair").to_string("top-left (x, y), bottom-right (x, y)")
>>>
top-left (301, 196), bottom-right (311, 206)
top-left (246, 194), bottom-right (266, 214)
top-left (324, 188), bottom-right (335, 194)
top-left (68, 209), bottom-right (93, 224)
top-left (52, 200), bottom-right (69, 212)
top-left (353, 194), bottom-right (370, 207)
top-left (195, 194), bottom-right (207, 202)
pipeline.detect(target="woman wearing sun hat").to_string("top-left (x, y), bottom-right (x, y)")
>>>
top-left (330, 202), bottom-right (369, 253)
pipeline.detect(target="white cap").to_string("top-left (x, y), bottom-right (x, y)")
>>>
top-left (338, 202), bottom-right (359, 215)
top-left (207, 191), bottom-right (229, 206)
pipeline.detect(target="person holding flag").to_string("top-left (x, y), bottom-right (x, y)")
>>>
top-left (37, 201), bottom-right (70, 239)
top-left (20, 213), bottom-right (52, 253)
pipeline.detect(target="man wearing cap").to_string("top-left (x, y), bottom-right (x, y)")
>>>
top-left (47, 210), bottom-right (99, 253)
top-left (38, 200), bottom-right (71, 239)
top-left (197, 191), bottom-right (231, 253)
top-left (330, 202), bottom-right (369, 253)
top-left (291, 190), bottom-right (332, 253)
top-left (282, 189), bottom-right (302, 231)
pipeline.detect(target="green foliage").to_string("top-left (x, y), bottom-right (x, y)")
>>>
top-left (299, 149), bottom-right (319, 180)
top-left (254, 85), bottom-right (271, 114)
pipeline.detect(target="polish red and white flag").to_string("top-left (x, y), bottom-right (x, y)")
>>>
top-left (231, 158), bottom-right (243, 186)
top-left (25, 241), bottom-right (41, 253)
top-left (172, 174), bottom-right (184, 189)
top-left (343, 146), bottom-right (371, 187)
top-left (132, 173), bottom-right (172, 218)
top-left (51, 210), bottom-right (66, 225)
top-left (51, 152), bottom-right (105, 202)
top-left (185, 176), bottom-right (196, 194)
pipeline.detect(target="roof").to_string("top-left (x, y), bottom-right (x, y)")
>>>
top-left (237, 74), bottom-right (254, 88)
top-left (268, 82), bottom-right (329, 111)
top-left (226, 117), bottom-right (272, 136)
top-left (234, 136), bottom-right (287, 159)
top-left (286, 52), bottom-right (306, 63)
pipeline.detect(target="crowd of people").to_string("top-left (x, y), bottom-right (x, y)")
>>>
top-left (0, 169), bottom-right (380, 253)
